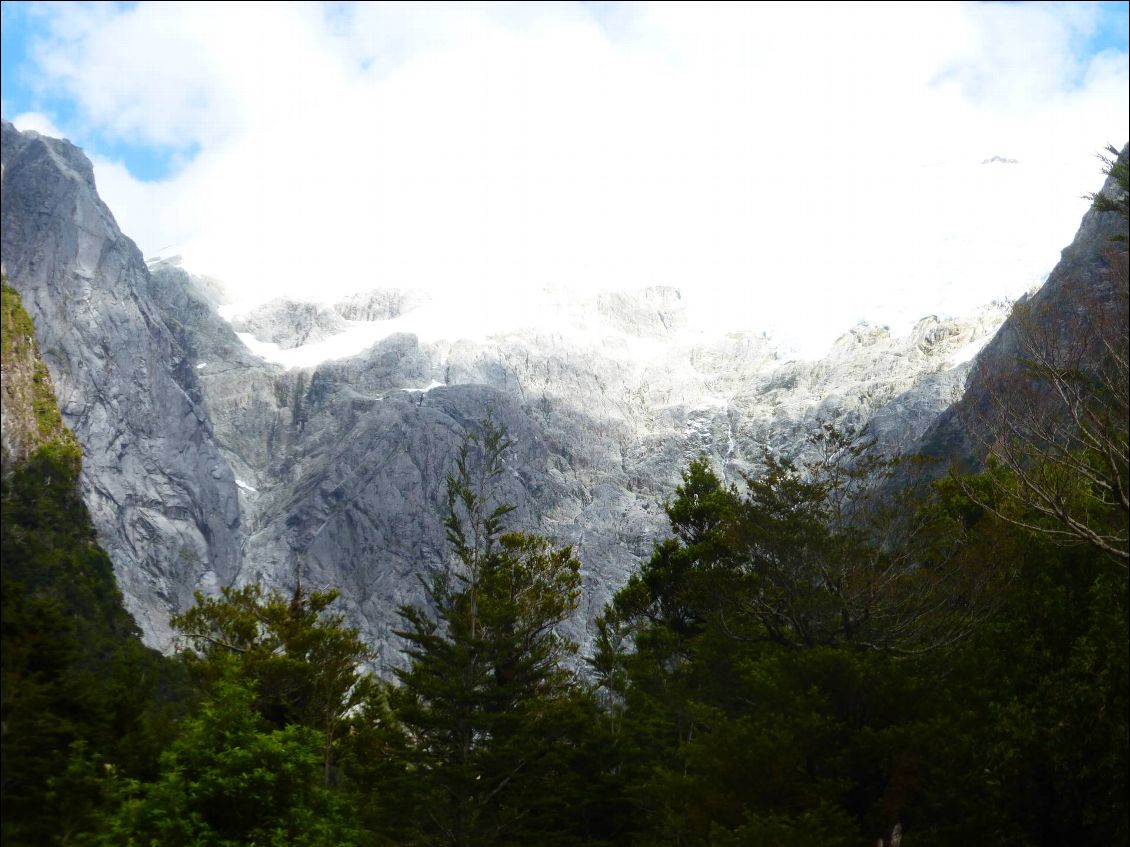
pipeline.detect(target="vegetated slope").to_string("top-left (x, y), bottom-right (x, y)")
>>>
top-left (1, 278), bottom-right (79, 472)
top-left (1, 278), bottom-right (178, 846)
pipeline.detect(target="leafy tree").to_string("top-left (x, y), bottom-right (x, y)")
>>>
top-left (963, 291), bottom-right (1128, 565)
top-left (595, 426), bottom-right (1009, 844)
top-left (171, 582), bottom-right (373, 787)
top-left (610, 426), bottom-right (986, 658)
top-left (905, 474), bottom-right (1129, 845)
top-left (914, 148), bottom-right (1129, 840)
top-left (99, 668), bottom-right (362, 847)
top-left (960, 145), bottom-right (1129, 565)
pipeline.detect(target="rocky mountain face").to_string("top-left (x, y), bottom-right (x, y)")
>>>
top-left (230, 299), bottom-right (348, 349)
top-left (150, 268), bottom-right (1007, 665)
top-left (3, 119), bottom-right (1034, 666)
top-left (1, 121), bottom-right (242, 646)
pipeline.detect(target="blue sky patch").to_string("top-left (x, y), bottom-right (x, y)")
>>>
top-left (1, 0), bottom-right (187, 181)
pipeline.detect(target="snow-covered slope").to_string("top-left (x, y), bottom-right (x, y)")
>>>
top-left (220, 281), bottom-right (1009, 460)
top-left (156, 273), bottom-right (1008, 665)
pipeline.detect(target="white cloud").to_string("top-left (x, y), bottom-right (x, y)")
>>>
top-left (20, 1), bottom-right (1130, 356)
top-left (11, 110), bottom-right (65, 139)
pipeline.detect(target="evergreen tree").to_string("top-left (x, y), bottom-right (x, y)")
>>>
top-left (376, 417), bottom-right (602, 846)
top-left (595, 430), bottom-right (995, 844)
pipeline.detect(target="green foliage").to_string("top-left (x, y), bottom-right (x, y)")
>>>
top-left (3, 406), bottom-right (1124, 847)
top-left (1089, 143), bottom-right (1129, 221)
top-left (600, 408), bottom-right (1127, 844)
top-left (915, 504), bottom-right (1129, 845)
top-left (3, 147), bottom-right (1126, 843)
top-left (371, 417), bottom-right (613, 846)
top-left (0, 277), bottom-right (34, 357)
top-left (1, 391), bottom-right (179, 847)
top-left (612, 426), bottom-right (979, 658)
top-left (171, 582), bottom-right (374, 788)
top-left (1, 278), bottom-right (76, 447)
top-left (598, 444), bottom-right (940, 843)
top-left (100, 670), bottom-right (362, 847)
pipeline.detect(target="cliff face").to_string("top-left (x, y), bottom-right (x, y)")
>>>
top-left (142, 266), bottom-right (1004, 666)
top-left (1, 120), bottom-right (242, 646)
top-left (1, 266), bottom-right (177, 847)
top-left (3, 119), bottom-right (1053, 666)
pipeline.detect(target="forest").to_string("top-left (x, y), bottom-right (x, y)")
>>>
top-left (1, 155), bottom-right (1127, 846)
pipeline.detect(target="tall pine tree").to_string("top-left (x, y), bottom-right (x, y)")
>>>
top-left (377, 417), bottom-right (599, 846)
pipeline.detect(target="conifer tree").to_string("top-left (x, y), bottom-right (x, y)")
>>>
top-left (382, 417), bottom-right (588, 846)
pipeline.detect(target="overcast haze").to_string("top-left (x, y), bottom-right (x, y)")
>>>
top-left (3, 1), bottom-right (1128, 356)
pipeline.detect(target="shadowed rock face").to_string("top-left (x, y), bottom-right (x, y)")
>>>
top-left (2, 119), bottom-right (1019, 667)
top-left (913, 145), bottom-right (1129, 472)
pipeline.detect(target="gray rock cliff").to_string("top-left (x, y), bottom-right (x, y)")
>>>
top-left (144, 265), bottom-right (1005, 666)
top-left (1, 120), bottom-right (242, 647)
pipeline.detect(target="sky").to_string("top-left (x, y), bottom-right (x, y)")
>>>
top-left (2, 1), bottom-right (1128, 357)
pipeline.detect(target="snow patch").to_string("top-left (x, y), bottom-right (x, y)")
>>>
top-left (402, 380), bottom-right (446, 394)
top-left (219, 284), bottom-right (1008, 385)
top-left (948, 334), bottom-right (992, 367)
top-left (235, 478), bottom-right (258, 493)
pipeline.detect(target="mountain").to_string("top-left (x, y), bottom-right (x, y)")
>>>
top-left (1, 119), bottom-right (1033, 665)
top-left (151, 265), bottom-right (1009, 665)
top-left (914, 144), bottom-right (1129, 470)
top-left (1, 121), bottom-right (242, 646)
